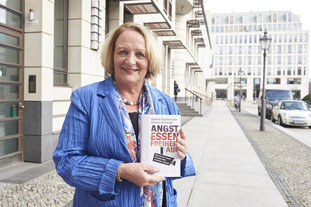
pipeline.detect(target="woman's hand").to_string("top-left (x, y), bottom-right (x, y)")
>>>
top-left (118, 163), bottom-right (165, 187)
top-left (177, 128), bottom-right (188, 160)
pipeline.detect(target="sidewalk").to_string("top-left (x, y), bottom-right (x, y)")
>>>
top-left (174, 101), bottom-right (288, 207)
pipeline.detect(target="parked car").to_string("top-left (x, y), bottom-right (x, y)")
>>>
top-left (258, 89), bottom-right (293, 119)
top-left (271, 100), bottom-right (311, 128)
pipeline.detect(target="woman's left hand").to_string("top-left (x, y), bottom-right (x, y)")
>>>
top-left (177, 128), bottom-right (188, 160)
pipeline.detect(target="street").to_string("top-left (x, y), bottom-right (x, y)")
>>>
top-left (242, 102), bottom-right (311, 148)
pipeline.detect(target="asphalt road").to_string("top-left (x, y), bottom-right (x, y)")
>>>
top-left (242, 102), bottom-right (311, 148)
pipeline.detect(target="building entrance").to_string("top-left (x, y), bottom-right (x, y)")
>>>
top-left (0, 0), bottom-right (24, 168)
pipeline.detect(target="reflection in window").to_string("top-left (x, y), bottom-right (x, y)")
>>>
top-left (0, 138), bottom-right (18, 156)
top-left (267, 78), bottom-right (280, 84)
top-left (287, 78), bottom-right (301, 84)
top-left (54, 0), bottom-right (68, 85)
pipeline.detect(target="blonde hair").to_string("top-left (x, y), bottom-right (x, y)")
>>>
top-left (101, 23), bottom-right (161, 79)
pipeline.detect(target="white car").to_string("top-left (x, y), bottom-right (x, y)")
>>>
top-left (271, 100), bottom-right (311, 128)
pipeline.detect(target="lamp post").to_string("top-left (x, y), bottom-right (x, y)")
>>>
top-left (238, 68), bottom-right (243, 112)
top-left (259, 31), bottom-right (272, 131)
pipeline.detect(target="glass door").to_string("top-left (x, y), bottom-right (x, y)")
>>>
top-left (0, 0), bottom-right (24, 167)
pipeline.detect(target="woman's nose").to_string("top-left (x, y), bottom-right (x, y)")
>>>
top-left (125, 53), bottom-right (135, 65)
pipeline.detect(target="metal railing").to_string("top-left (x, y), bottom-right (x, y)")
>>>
top-left (185, 88), bottom-right (202, 113)
top-left (185, 88), bottom-right (213, 114)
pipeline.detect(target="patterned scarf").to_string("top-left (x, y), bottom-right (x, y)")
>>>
top-left (115, 80), bottom-right (163, 207)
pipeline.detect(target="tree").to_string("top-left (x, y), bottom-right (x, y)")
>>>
top-left (302, 94), bottom-right (311, 107)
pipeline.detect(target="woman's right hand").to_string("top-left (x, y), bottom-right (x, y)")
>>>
top-left (118, 163), bottom-right (165, 187)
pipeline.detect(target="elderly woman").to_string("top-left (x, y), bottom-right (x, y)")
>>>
top-left (53, 23), bottom-right (195, 207)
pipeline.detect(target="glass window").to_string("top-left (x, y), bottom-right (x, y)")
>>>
top-left (0, 46), bottom-right (19, 64)
top-left (229, 16), bottom-right (233, 24)
top-left (267, 78), bottom-right (280, 84)
top-left (0, 102), bottom-right (20, 118)
top-left (297, 67), bottom-right (302, 75)
top-left (288, 45), bottom-right (292, 54)
top-left (54, 0), bottom-right (68, 85)
top-left (0, 8), bottom-right (22, 28)
top-left (257, 14), bottom-right (262, 23)
top-left (0, 84), bottom-right (19, 99)
top-left (257, 56), bottom-right (261, 65)
top-left (273, 14), bottom-right (277, 22)
top-left (0, 66), bottom-right (19, 81)
top-left (248, 56), bottom-right (252, 65)
top-left (267, 56), bottom-right (271, 65)
top-left (0, 0), bottom-right (22, 11)
top-left (304, 33), bottom-right (309, 42)
top-left (234, 78), bottom-right (247, 85)
top-left (215, 16), bottom-right (220, 24)
top-left (0, 138), bottom-right (18, 157)
top-left (278, 45), bottom-right (282, 53)
top-left (287, 13), bottom-right (292, 22)
top-left (277, 67), bottom-right (281, 75)
top-left (248, 46), bottom-right (252, 54)
top-left (299, 33), bottom-right (303, 42)
top-left (287, 56), bottom-right (292, 64)
top-left (287, 78), bottom-right (301, 84)
top-left (215, 78), bottom-right (228, 84)
top-left (228, 46), bottom-right (233, 54)
top-left (298, 56), bottom-right (302, 64)
top-left (0, 33), bottom-right (19, 46)
top-left (277, 56), bottom-right (281, 65)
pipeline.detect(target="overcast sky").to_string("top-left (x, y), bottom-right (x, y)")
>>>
top-left (205, 0), bottom-right (310, 31)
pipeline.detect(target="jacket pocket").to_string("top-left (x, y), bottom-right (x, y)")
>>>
top-left (168, 188), bottom-right (178, 207)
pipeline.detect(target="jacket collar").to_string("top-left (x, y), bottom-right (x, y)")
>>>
top-left (97, 76), bottom-right (115, 98)
top-left (97, 76), bottom-right (163, 103)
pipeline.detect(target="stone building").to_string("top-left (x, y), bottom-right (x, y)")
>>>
top-left (0, 0), bottom-right (212, 168)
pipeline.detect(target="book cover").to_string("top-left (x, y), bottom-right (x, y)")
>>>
top-left (141, 114), bottom-right (181, 177)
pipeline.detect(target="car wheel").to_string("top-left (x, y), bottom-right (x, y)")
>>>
top-left (258, 108), bottom-right (260, 116)
top-left (278, 116), bottom-right (284, 126)
top-left (271, 114), bottom-right (275, 123)
top-left (309, 126), bottom-right (311, 129)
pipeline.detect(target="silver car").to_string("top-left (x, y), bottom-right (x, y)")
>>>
top-left (271, 100), bottom-right (311, 128)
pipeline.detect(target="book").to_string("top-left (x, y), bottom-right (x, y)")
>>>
top-left (141, 114), bottom-right (181, 177)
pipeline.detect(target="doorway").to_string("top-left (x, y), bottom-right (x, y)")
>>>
top-left (0, 0), bottom-right (24, 168)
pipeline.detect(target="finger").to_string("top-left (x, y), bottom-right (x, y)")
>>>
top-left (177, 142), bottom-right (187, 154)
top-left (178, 151), bottom-right (186, 160)
top-left (147, 175), bottom-right (165, 185)
top-left (179, 128), bottom-right (186, 141)
top-left (144, 165), bottom-right (160, 174)
top-left (177, 137), bottom-right (186, 147)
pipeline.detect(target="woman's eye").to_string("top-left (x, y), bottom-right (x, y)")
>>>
top-left (118, 51), bottom-right (127, 56)
top-left (136, 53), bottom-right (145, 58)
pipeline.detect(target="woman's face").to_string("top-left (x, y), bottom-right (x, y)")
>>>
top-left (113, 29), bottom-right (149, 88)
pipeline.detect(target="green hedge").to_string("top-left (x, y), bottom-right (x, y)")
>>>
top-left (302, 94), bottom-right (311, 102)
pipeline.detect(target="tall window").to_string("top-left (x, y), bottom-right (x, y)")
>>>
top-left (54, 0), bottom-right (68, 85)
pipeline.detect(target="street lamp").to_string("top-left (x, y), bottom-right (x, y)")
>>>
top-left (238, 68), bottom-right (243, 112)
top-left (259, 31), bottom-right (272, 131)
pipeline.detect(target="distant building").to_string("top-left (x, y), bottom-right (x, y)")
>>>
top-left (210, 11), bottom-right (309, 101)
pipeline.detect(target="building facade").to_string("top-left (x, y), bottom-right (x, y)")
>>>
top-left (0, 0), bottom-right (211, 168)
top-left (210, 11), bottom-right (309, 101)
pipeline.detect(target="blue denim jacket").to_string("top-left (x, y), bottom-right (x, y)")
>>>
top-left (53, 76), bottom-right (196, 206)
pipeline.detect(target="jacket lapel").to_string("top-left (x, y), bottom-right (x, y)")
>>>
top-left (97, 77), bottom-right (130, 157)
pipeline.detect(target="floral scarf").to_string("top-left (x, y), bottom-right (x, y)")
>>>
top-left (115, 80), bottom-right (163, 207)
